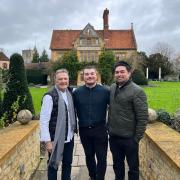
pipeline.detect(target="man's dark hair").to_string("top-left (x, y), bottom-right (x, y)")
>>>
top-left (114, 61), bottom-right (132, 72)
top-left (83, 65), bottom-right (98, 74)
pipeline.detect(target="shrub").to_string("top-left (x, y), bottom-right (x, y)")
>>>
top-left (156, 109), bottom-right (171, 126)
top-left (132, 69), bottom-right (148, 85)
top-left (2, 53), bottom-right (35, 125)
top-left (26, 69), bottom-right (47, 85)
top-left (172, 108), bottom-right (180, 132)
top-left (0, 90), bottom-right (2, 117)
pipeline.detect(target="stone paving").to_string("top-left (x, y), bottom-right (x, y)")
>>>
top-left (31, 135), bottom-right (136, 180)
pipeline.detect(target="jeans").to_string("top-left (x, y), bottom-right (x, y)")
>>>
top-left (109, 136), bottom-right (139, 180)
top-left (79, 125), bottom-right (108, 180)
top-left (48, 138), bottom-right (74, 180)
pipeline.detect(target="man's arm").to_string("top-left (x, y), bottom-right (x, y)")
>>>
top-left (39, 95), bottom-right (53, 152)
top-left (133, 90), bottom-right (148, 143)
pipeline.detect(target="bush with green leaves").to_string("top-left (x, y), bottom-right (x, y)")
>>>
top-left (0, 89), bottom-right (2, 117)
top-left (132, 69), bottom-right (148, 85)
top-left (0, 68), bottom-right (3, 117)
top-left (2, 53), bottom-right (35, 125)
top-left (156, 109), bottom-right (171, 126)
top-left (98, 50), bottom-right (115, 85)
top-left (52, 50), bottom-right (79, 85)
top-left (172, 108), bottom-right (180, 132)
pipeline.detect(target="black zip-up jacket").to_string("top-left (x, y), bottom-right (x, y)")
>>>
top-left (73, 84), bottom-right (109, 127)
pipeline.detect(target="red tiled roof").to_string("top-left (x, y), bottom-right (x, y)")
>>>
top-left (50, 30), bottom-right (81, 50)
top-left (50, 29), bottom-right (137, 50)
top-left (0, 52), bottom-right (9, 61)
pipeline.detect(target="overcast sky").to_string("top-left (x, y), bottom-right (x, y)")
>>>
top-left (0, 0), bottom-right (180, 58)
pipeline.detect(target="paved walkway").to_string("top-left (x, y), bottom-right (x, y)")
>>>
top-left (31, 135), bottom-right (138, 180)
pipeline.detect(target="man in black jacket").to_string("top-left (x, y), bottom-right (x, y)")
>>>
top-left (73, 66), bottom-right (109, 180)
top-left (108, 61), bottom-right (148, 180)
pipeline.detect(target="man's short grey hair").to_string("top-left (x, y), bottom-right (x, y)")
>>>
top-left (55, 69), bottom-right (69, 77)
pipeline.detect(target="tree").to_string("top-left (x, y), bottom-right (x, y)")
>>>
top-left (126, 51), bottom-right (148, 74)
top-left (0, 68), bottom-right (2, 116)
top-left (52, 50), bottom-right (79, 84)
top-left (2, 53), bottom-right (35, 125)
top-left (147, 53), bottom-right (173, 79)
top-left (173, 55), bottom-right (180, 80)
top-left (151, 42), bottom-right (175, 61)
top-left (39, 49), bottom-right (49, 62)
top-left (98, 50), bottom-right (115, 85)
top-left (32, 46), bottom-right (40, 63)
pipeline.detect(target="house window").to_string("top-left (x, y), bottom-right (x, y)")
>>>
top-left (2, 63), bottom-right (7, 69)
top-left (115, 53), bottom-right (126, 60)
top-left (80, 51), bottom-right (99, 62)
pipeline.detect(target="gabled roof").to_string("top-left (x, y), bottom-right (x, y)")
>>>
top-left (0, 52), bottom-right (9, 61)
top-left (50, 28), bottom-right (137, 50)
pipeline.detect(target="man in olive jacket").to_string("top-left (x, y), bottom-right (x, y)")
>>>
top-left (108, 61), bottom-right (148, 180)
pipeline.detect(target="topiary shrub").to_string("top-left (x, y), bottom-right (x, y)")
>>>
top-left (2, 53), bottom-right (35, 125)
top-left (172, 108), bottom-right (180, 132)
top-left (156, 109), bottom-right (171, 126)
top-left (132, 69), bottom-right (148, 85)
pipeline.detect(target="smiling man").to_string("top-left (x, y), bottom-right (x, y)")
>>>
top-left (73, 66), bottom-right (109, 180)
top-left (108, 61), bottom-right (148, 180)
top-left (40, 69), bottom-right (76, 180)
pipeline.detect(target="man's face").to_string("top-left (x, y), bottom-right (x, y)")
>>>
top-left (55, 72), bottom-right (69, 91)
top-left (114, 66), bottom-right (131, 84)
top-left (83, 68), bottom-right (97, 86)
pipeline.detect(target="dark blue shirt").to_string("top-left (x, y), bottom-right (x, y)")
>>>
top-left (73, 84), bottom-right (110, 127)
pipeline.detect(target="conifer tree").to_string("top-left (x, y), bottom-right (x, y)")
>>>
top-left (3, 53), bottom-right (34, 124)
top-left (32, 46), bottom-right (39, 63)
top-left (40, 49), bottom-right (49, 62)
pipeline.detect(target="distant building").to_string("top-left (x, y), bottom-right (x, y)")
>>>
top-left (50, 8), bottom-right (137, 62)
top-left (0, 51), bottom-right (9, 69)
top-left (50, 8), bottom-right (137, 85)
top-left (22, 49), bottom-right (34, 64)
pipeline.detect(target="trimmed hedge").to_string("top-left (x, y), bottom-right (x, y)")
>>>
top-left (26, 69), bottom-right (47, 85)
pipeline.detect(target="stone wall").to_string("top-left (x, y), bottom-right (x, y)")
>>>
top-left (139, 122), bottom-right (180, 180)
top-left (0, 121), bottom-right (40, 180)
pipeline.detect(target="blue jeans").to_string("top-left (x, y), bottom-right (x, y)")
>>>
top-left (48, 138), bottom-right (74, 180)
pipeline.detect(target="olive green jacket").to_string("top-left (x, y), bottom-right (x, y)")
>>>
top-left (108, 80), bottom-right (148, 142)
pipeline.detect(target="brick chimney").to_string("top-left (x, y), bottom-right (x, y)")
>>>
top-left (103, 8), bottom-right (109, 40)
top-left (103, 8), bottom-right (109, 30)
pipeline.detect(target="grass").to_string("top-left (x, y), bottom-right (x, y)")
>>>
top-left (30, 87), bottom-right (48, 114)
top-left (30, 82), bottom-right (180, 115)
top-left (143, 81), bottom-right (180, 114)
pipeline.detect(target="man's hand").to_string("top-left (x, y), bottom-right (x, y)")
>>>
top-left (46, 141), bottom-right (53, 153)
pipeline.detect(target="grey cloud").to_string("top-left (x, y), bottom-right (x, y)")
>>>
top-left (0, 0), bottom-right (180, 56)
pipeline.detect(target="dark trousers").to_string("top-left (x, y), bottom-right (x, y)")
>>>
top-left (79, 125), bottom-right (108, 180)
top-left (109, 136), bottom-right (139, 180)
top-left (48, 139), bottom-right (74, 180)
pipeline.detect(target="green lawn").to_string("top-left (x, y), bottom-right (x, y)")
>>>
top-left (30, 87), bottom-right (48, 114)
top-left (30, 82), bottom-right (180, 115)
top-left (143, 81), bottom-right (180, 114)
